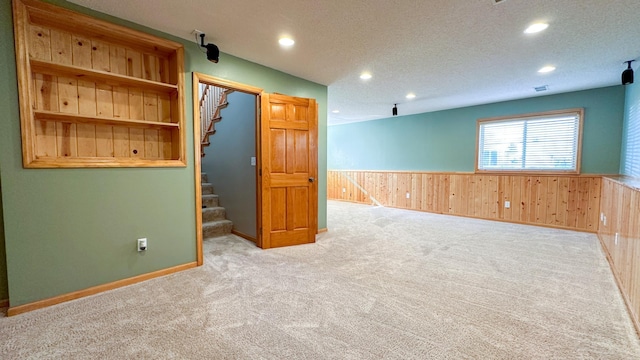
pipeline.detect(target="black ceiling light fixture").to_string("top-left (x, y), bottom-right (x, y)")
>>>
top-left (622, 60), bottom-right (635, 85)
top-left (392, 104), bottom-right (398, 116)
top-left (199, 33), bottom-right (219, 63)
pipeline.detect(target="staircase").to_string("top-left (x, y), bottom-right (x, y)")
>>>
top-left (199, 83), bottom-right (232, 157)
top-left (201, 172), bottom-right (233, 238)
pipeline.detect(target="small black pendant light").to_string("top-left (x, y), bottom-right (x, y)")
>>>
top-left (392, 104), bottom-right (398, 116)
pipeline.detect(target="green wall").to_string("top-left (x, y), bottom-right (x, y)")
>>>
top-left (621, 78), bottom-right (640, 176)
top-left (0, 0), bottom-right (327, 307)
top-left (202, 91), bottom-right (257, 238)
top-left (329, 86), bottom-right (625, 174)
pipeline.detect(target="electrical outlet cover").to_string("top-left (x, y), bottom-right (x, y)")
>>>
top-left (137, 238), bottom-right (147, 252)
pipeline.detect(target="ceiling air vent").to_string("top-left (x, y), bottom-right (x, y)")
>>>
top-left (493, 0), bottom-right (509, 4)
top-left (534, 85), bottom-right (549, 92)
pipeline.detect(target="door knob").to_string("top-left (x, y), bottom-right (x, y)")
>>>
top-left (309, 177), bottom-right (315, 183)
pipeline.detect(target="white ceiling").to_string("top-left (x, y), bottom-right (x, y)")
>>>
top-left (68, 0), bottom-right (640, 125)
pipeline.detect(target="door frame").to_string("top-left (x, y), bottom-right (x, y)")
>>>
top-left (192, 72), bottom-right (264, 265)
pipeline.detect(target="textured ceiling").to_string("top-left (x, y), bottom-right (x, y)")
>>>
top-left (68, 0), bottom-right (640, 125)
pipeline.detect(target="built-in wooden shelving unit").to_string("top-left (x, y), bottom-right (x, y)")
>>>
top-left (12, 0), bottom-right (186, 168)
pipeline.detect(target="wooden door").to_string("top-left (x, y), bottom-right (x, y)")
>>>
top-left (260, 93), bottom-right (318, 248)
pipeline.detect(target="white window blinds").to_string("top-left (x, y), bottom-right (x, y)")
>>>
top-left (622, 102), bottom-right (640, 177)
top-left (477, 110), bottom-right (582, 172)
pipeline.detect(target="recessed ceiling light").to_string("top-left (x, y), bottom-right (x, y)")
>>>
top-left (406, 93), bottom-right (416, 99)
top-left (279, 37), bottom-right (295, 47)
top-left (360, 73), bottom-right (372, 80)
top-left (538, 66), bottom-right (556, 73)
top-left (524, 23), bottom-right (549, 34)
top-left (332, 110), bottom-right (340, 113)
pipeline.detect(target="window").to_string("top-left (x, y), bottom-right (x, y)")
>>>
top-left (476, 109), bottom-right (583, 173)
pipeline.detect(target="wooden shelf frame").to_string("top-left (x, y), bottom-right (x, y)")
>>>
top-left (12, 0), bottom-right (186, 168)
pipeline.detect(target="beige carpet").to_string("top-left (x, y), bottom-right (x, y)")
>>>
top-left (1, 200), bottom-right (639, 359)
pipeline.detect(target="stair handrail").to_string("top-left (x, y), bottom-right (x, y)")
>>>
top-left (199, 84), bottom-right (231, 156)
top-left (200, 84), bottom-right (211, 144)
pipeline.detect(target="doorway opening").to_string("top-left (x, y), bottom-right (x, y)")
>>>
top-left (193, 73), bottom-right (319, 262)
top-left (192, 72), bottom-right (263, 265)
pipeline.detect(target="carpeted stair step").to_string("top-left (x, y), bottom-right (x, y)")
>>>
top-left (202, 194), bottom-right (219, 208)
top-left (200, 171), bottom-right (232, 237)
top-left (203, 219), bottom-right (233, 238)
top-left (202, 206), bottom-right (226, 222)
top-left (201, 183), bottom-right (214, 195)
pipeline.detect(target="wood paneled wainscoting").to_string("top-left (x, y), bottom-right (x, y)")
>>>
top-left (327, 170), bottom-right (602, 232)
top-left (598, 176), bottom-right (640, 332)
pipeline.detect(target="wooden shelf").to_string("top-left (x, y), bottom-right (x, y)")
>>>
top-left (30, 59), bottom-right (178, 93)
top-left (34, 110), bottom-right (180, 129)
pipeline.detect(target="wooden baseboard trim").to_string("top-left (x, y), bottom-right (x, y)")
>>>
top-left (231, 229), bottom-right (256, 243)
top-left (389, 204), bottom-right (597, 233)
top-left (317, 228), bottom-right (328, 234)
top-left (0, 299), bottom-right (9, 308)
top-left (329, 198), bottom-right (374, 206)
top-left (434, 209), bottom-right (596, 233)
top-left (596, 234), bottom-right (640, 337)
top-left (328, 198), bottom-right (596, 234)
top-left (7, 261), bottom-right (197, 317)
